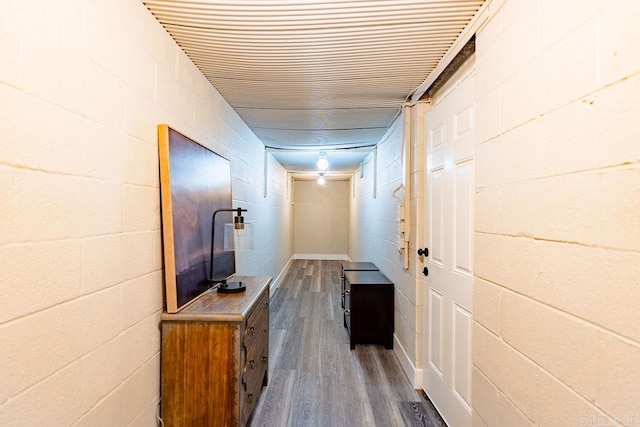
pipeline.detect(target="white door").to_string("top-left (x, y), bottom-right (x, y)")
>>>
top-left (422, 71), bottom-right (475, 427)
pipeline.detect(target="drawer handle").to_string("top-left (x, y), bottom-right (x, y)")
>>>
top-left (250, 360), bottom-right (255, 369)
top-left (344, 309), bottom-right (351, 316)
top-left (344, 290), bottom-right (350, 295)
top-left (247, 393), bottom-right (253, 404)
top-left (250, 326), bottom-right (255, 336)
top-left (262, 356), bottom-right (268, 363)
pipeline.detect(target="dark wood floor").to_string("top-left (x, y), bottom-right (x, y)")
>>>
top-left (249, 259), bottom-right (446, 427)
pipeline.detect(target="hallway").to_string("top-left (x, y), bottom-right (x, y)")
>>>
top-left (249, 260), bottom-right (444, 427)
top-left (2, 1), bottom-right (638, 424)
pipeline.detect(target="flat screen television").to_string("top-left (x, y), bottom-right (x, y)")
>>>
top-left (158, 125), bottom-right (235, 313)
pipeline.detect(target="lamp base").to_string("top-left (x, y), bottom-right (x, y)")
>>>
top-left (217, 281), bottom-right (246, 293)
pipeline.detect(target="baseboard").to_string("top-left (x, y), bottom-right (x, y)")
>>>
top-left (393, 334), bottom-right (423, 389)
top-left (293, 253), bottom-right (350, 260)
top-left (270, 255), bottom-right (294, 291)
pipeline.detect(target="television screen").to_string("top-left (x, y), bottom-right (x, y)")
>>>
top-left (158, 125), bottom-right (235, 312)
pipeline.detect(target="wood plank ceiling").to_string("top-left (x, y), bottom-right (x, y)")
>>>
top-left (142, 0), bottom-right (485, 174)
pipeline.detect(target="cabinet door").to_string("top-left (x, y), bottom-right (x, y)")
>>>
top-left (351, 285), bottom-right (392, 343)
top-left (161, 321), bottom-right (240, 426)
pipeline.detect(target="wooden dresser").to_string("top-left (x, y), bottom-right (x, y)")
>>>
top-left (161, 276), bottom-right (271, 426)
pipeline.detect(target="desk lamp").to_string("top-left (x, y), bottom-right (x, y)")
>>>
top-left (209, 207), bottom-right (253, 293)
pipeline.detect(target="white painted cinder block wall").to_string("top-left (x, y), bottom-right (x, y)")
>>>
top-left (0, 0), bottom-right (292, 425)
top-left (473, 0), bottom-right (640, 425)
top-left (294, 180), bottom-right (349, 257)
top-left (349, 118), bottom-right (423, 380)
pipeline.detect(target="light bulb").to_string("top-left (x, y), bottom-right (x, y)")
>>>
top-left (317, 157), bottom-right (329, 171)
top-left (317, 175), bottom-right (326, 185)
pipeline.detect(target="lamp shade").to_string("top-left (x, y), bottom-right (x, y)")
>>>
top-left (223, 222), bottom-right (254, 251)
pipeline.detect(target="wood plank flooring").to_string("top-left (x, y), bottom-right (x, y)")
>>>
top-left (249, 259), bottom-right (446, 427)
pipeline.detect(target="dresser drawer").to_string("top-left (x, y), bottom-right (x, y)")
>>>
top-left (243, 328), bottom-right (266, 369)
top-left (243, 330), bottom-right (267, 382)
top-left (240, 288), bottom-right (269, 426)
top-left (242, 362), bottom-right (265, 425)
top-left (242, 345), bottom-right (268, 400)
top-left (244, 291), bottom-right (269, 350)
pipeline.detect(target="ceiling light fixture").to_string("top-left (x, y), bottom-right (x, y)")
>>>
top-left (317, 174), bottom-right (326, 185)
top-left (317, 152), bottom-right (329, 171)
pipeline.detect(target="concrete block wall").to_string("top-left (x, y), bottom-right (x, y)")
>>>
top-left (473, 0), bottom-right (640, 425)
top-left (349, 117), bottom-right (422, 382)
top-left (293, 180), bottom-right (349, 257)
top-left (0, 0), bottom-right (292, 424)
top-left (232, 146), bottom-right (293, 280)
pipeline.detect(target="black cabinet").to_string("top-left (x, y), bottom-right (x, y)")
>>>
top-left (344, 270), bottom-right (394, 350)
top-left (340, 261), bottom-right (379, 310)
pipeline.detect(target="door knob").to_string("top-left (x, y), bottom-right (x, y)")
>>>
top-left (417, 247), bottom-right (429, 257)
